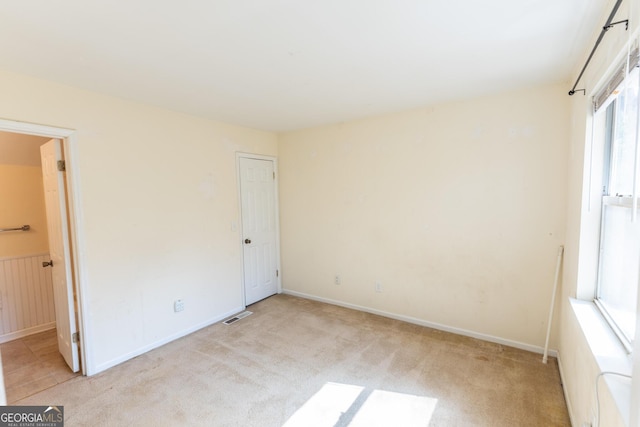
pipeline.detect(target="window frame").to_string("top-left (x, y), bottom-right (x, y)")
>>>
top-left (593, 80), bottom-right (639, 353)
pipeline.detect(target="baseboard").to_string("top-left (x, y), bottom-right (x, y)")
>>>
top-left (556, 352), bottom-right (577, 427)
top-left (0, 322), bottom-right (56, 344)
top-left (283, 289), bottom-right (559, 357)
top-left (93, 306), bottom-right (244, 375)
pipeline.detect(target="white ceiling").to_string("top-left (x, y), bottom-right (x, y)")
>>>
top-left (0, 1), bottom-right (606, 131)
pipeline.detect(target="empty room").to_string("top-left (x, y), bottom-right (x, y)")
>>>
top-left (0, 1), bottom-right (639, 426)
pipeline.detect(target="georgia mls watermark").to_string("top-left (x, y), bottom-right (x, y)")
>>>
top-left (0, 406), bottom-right (63, 427)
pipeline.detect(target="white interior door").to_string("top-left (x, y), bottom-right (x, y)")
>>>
top-left (40, 139), bottom-right (79, 372)
top-left (0, 352), bottom-right (6, 405)
top-left (239, 157), bottom-right (278, 305)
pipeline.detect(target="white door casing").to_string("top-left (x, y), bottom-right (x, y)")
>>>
top-left (40, 139), bottom-right (80, 372)
top-left (239, 156), bottom-right (279, 305)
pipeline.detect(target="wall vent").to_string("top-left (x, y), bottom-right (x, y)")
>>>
top-left (222, 311), bottom-right (253, 325)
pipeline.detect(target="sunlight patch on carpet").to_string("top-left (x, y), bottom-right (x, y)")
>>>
top-left (283, 383), bottom-right (363, 427)
top-left (347, 389), bottom-right (437, 427)
top-left (283, 382), bottom-right (437, 427)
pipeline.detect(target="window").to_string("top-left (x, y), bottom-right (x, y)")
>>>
top-left (594, 64), bottom-right (640, 351)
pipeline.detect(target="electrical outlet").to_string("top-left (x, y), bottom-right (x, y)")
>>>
top-left (375, 282), bottom-right (383, 293)
top-left (335, 275), bottom-right (341, 285)
top-left (174, 299), bottom-right (185, 312)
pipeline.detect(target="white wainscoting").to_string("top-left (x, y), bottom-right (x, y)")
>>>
top-left (0, 253), bottom-right (56, 343)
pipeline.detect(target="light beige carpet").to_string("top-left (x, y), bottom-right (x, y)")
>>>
top-left (15, 294), bottom-right (570, 426)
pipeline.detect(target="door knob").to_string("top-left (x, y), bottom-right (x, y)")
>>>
top-left (244, 239), bottom-right (251, 244)
top-left (42, 260), bottom-right (53, 267)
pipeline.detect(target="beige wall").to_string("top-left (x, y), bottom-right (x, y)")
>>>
top-left (0, 69), bottom-right (278, 374)
top-left (279, 83), bottom-right (569, 350)
top-left (0, 165), bottom-right (49, 257)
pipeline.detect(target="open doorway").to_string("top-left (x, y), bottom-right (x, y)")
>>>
top-left (0, 129), bottom-right (82, 402)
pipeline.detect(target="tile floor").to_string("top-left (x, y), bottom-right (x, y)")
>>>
top-left (0, 329), bottom-right (80, 403)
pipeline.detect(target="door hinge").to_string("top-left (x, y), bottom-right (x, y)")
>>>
top-left (72, 332), bottom-right (80, 343)
top-left (273, 171), bottom-right (275, 180)
top-left (57, 160), bottom-right (66, 172)
top-left (276, 269), bottom-right (279, 277)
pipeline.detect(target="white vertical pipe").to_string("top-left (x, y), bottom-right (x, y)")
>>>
top-left (543, 246), bottom-right (564, 364)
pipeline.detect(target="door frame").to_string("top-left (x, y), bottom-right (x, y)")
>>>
top-left (0, 118), bottom-right (90, 376)
top-left (236, 152), bottom-right (282, 307)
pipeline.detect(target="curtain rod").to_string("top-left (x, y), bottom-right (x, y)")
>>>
top-left (569, 0), bottom-right (627, 96)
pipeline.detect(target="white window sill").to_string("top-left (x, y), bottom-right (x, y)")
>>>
top-left (570, 298), bottom-right (633, 425)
